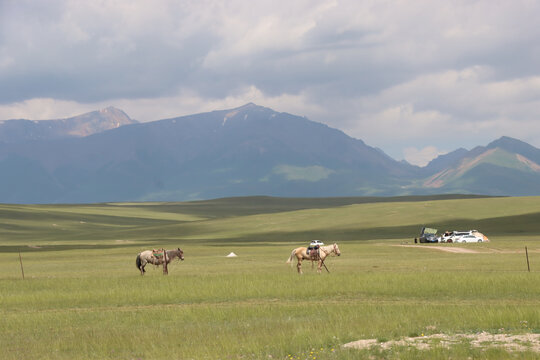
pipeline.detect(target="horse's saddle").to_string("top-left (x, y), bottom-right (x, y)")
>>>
top-left (152, 249), bottom-right (165, 258)
top-left (307, 246), bottom-right (320, 260)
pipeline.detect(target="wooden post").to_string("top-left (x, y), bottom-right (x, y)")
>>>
top-left (525, 246), bottom-right (530, 272)
top-left (19, 251), bottom-right (25, 280)
top-left (163, 250), bottom-right (168, 275)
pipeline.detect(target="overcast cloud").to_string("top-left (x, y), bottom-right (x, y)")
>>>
top-left (1, 0), bottom-right (540, 165)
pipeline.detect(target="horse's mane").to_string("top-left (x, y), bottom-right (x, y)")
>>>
top-left (320, 243), bottom-right (336, 254)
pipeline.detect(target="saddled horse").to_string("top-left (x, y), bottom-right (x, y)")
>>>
top-left (136, 248), bottom-right (184, 275)
top-left (286, 243), bottom-right (341, 274)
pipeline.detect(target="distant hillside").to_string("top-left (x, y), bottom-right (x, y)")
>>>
top-left (0, 107), bottom-right (136, 142)
top-left (0, 104), bottom-right (539, 203)
top-left (0, 104), bottom-right (418, 203)
top-left (419, 138), bottom-right (540, 196)
top-left (422, 148), bottom-right (469, 175)
top-left (487, 136), bottom-right (540, 163)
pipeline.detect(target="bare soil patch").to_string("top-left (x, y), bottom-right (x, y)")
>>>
top-left (397, 244), bottom-right (482, 253)
top-left (397, 244), bottom-right (540, 254)
top-left (343, 332), bottom-right (540, 353)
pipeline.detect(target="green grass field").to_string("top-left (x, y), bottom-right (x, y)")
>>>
top-left (1, 196), bottom-right (539, 359)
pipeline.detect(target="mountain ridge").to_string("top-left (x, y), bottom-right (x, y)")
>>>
top-left (1, 104), bottom-right (539, 203)
top-left (0, 107), bottom-right (137, 143)
top-left (420, 142), bottom-right (540, 195)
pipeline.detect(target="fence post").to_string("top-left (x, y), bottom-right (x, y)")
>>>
top-left (19, 251), bottom-right (25, 279)
top-left (525, 246), bottom-right (530, 272)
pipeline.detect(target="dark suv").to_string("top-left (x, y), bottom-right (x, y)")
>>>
top-left (415, 227), bottom-right (439, 243)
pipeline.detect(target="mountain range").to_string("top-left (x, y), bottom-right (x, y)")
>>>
top-left (1, 103), bottom-right (539, 203)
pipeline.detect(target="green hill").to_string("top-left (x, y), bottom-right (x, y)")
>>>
top-left (2, 195), bottom-right (539, 253)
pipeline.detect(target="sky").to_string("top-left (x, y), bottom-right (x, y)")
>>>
top-left (1, 0), bottom-right (540, 166)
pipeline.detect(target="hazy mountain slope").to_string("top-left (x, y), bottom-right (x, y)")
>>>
top-left (421, 146), bottom-right (540, 196)
top-left (0, 104), bottom-right (417, 203)
top-left (422, 148), bottom-right (468, 175)
top-left (0, 107), bottom-right (136, 143)
top-left (486, 136), bottom-right (540, 163)
top-left (1, 104), bottom-right (539, 203)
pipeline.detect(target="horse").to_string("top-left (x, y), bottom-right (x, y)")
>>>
top-left (286, 243), bottom-right (341, 274)
top-left (136, 248), bottom-right (184, 275)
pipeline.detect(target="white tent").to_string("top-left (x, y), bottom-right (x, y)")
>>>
top-left (226, 252), bottom-right (238, 257)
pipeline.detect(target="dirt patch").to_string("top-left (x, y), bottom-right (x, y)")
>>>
top-left (343, 332), bottom-right (540, 353)
top-left (397, 244), bottom-right (482, 253)
top-left (397, 244), bottom-right (540, 254)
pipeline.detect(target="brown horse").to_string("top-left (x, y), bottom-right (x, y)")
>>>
top-left (136, 248), bottom-right (184, 275)
top-left (286, 243), bottom-right (341, 274)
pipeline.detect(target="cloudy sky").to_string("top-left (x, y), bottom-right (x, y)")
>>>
top-left (1, 0), bottom-right (540, 165)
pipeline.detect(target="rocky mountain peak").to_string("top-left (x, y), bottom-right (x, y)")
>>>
top-left (0, 107), bottom-right (137, 142)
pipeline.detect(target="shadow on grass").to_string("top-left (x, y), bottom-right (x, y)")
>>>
top-left (190, 211), bottom-right (540, 245)
top-left (140, 194), bottom-right (494, 218)
top-left (3, 211), bottom-right (538, 253)
top-left (0, 240), bottom-right (166, 253)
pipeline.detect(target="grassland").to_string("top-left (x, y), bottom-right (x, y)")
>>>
top-left (0, 195), bottom-right (539, 359)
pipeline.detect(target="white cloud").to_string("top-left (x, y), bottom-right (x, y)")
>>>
top-left (0, 86), bottom-right (324, 124)
top-left (338, 66), bottom-right (540, 159)
top-left (1, 0), bottom-right (540, 159)
top-left (403, 146), bottom-right (447, 167)
top-left (0, 98), bottom-right (95, 120)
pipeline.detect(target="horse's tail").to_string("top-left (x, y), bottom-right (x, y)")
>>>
top-left (136, 254), bottom-right (141, 269)
top-left (286, 249), bottom-right (295, 266)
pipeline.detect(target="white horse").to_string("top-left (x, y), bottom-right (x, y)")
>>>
top-left (286, 243), bottom-right (341, 274)
top-left (136, 248), bottom-right (184, 275)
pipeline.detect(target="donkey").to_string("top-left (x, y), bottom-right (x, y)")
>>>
top-left (136, 248), bottom-right (184, 275)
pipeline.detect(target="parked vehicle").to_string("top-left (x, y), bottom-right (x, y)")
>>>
top-left (454, 234), bottom-right (484, 243)
top-left (416, 227), bottom-right (439, 243)
top-left (441, 230), bottom-right (489, 243)
top-left (471, 230), bottom-right (489, 242)
top-left (415, 228), bottom-right (489, 244)
top-left (441, 231), bottom-right (470, 243)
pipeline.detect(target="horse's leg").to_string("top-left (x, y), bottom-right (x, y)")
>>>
top-left (297, 258), bottom-right (303, 274)
top-left (317, 259), bottom-right (322, 274)
top-left (140, 259), bottom-right (147, 275)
